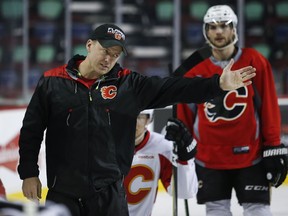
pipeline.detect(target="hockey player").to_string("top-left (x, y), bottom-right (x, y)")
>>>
top-left (176, 5), bottom-right (288, 216)
top-left (124, 110), bottom-right (197, 216)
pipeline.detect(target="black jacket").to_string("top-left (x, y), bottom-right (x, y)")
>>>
top-left (18, 55), bottom-right (224, 197)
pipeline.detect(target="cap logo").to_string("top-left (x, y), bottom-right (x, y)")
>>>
top-left (107, 27), bottom-right (125, 41)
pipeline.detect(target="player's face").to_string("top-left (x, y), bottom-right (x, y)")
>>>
top-left (86, 40), bottom-right (122, 77)
top-left (135, 114), bottom-right (150, 144)
top-left (206, 22), bottom-right (235, 49)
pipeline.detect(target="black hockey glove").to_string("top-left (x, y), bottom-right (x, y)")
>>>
top-left (262, 144), bottom-right (288, 188)
top-left (165, 118), bottom-right (196, 161)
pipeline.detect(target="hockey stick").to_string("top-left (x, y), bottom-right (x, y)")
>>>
top-left (173, 46), bottom-right (212, 77)
top-left (168, 63), bottom-right (179, 216)
top-left (171, 46), bottom-right (212, 216)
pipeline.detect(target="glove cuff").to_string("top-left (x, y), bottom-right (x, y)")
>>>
top-left (263, 144), bottom-right (288, 158)
top-left (262, 144), bottom-right (288, 188)
top-left (177, 141), bottom-right (197, 161)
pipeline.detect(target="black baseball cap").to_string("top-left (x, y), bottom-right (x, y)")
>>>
top-left (89, 23), bottom-right (128, 56)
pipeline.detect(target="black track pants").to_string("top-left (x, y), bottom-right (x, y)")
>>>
top-left (46, 179), bottom-right (129, 216)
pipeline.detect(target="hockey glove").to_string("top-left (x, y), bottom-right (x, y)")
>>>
top-left (262, 144), bottom-right (288, 188)
top-left (165, 118), bottom-right (196, 161)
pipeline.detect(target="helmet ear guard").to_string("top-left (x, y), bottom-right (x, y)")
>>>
top-left (202, 5), bottom-right (239, 50)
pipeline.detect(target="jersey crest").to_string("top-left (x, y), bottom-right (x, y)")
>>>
top-left (124, 164), bottom-right (155, 204)
top-left (204, 86), bottom-right (248, 122)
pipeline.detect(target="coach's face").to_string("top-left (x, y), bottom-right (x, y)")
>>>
top-left (86, 40), bottom-right (122, 77)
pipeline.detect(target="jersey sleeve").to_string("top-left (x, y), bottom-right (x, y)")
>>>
top-left (159, 154), bottom-right (198, 199)
top-left (249, 49), bottom-right (281, 146)
top-left (158, 154), bottom-right (172, 192)
top-left (166, 159), bottom-right (198, 199)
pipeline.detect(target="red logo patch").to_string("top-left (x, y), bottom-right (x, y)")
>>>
top-left (101, 85), bottom-right (117, 99)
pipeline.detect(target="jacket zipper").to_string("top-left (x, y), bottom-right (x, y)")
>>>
top-left (78, 198), bottom-right (84, 208)
top-left (106, 108), bottom-right (111, 125)
top-left (51, 176), bottom-right (57, 188)
top-left (74, 82), bottom-right (78, 93)
top-left (89, 76), bottom-right (107, 101)
top-left (66, 109), bottom-right (73, 126)
top-left (95, 76), bottom-right (106, 90)
top-left (88, 91), bottom-right (92, 101)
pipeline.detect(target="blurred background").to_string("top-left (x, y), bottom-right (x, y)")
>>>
top-left (0, 0), bottom-right (288, 104)
top-left (0, 0), bottom-right (288, 205)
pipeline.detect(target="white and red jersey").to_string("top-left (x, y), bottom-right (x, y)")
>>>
top-left (177, 48), bottom-right (281, 169)
top-left (124, 131), bottom-right (197, 216)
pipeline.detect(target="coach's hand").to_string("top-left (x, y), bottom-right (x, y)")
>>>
top-left (263, 144), bottom-right (288, 188)
top-left (165, 118), bottom-right (196, 161)
top-left (22, 177), bottom-right (42, 202)
top-left (220, 59), bottom-right (256, 91)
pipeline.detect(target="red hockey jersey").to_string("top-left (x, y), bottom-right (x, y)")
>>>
top-left (177, 48), bottom-right (281, 169)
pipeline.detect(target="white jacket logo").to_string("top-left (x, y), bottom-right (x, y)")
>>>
top-left (101, 85), bottom-right (117, 99)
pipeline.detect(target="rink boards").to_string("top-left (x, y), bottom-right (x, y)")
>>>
top-left (0, 101), bottom-right (288, 202)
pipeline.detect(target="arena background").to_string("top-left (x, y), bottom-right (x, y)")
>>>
top-left (0, 0), bottom-right (288, 215)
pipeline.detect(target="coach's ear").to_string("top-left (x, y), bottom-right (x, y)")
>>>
top-left (86, 39), bottom-right (94, 53)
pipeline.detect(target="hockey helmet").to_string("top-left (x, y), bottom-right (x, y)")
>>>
top-left (140, 109), bottom-right (154, 124)
top-left (203, 5), bottom-right (238, 26)
top-left (203, 5), bottom-right (238, 49)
